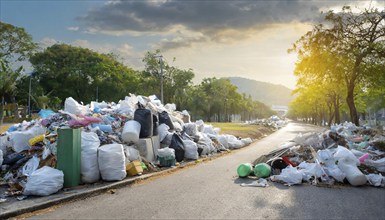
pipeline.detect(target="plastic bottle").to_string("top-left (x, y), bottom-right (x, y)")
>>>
top-left (338, 158), bottom-right (367, 186)
top-left (254, 163), bottom-right (272, 178)
top-left (237, 163), bottom-right (253, 178)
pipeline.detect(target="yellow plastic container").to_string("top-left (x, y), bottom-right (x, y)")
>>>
top-left (126, 160), bottom-right (143, 176)
top-left (29, 134), bottom-right (45, 146)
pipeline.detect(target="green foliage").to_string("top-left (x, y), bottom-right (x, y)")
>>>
top-left (30, 44), bottom-right (140, 104)
top-left (289, 6), bottom-right (385, 125)
top-left (0, 21), bottom-right (37, 62)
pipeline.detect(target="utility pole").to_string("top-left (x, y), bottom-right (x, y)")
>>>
top-left (28, 72), bottom-right (33, 118)
top-left (155, 55), bottom-right (164, 104)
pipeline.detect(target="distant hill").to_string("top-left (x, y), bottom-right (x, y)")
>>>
top-left (226, 77), bottom-right (294, 106)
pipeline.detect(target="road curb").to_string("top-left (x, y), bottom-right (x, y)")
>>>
top-left (0, 150), bottom-right (233, 219)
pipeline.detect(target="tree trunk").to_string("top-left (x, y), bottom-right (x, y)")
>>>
top-left (346, 82), bottom-right (359, 125)
top-left (334, 97), bottom-right (341, 124)
top-left (11, 95), bottom-right (20, 119)
top-left (0, 96), bottom-right (4, 126)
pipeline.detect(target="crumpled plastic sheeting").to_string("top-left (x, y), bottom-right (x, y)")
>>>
top-left (271, 166), bottom-right (303, 186)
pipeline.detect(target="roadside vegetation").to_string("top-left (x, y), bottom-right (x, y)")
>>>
top-left (1, 24), bottom-right (275, 125)
top-left (288, 7), bottom-right (385, 126)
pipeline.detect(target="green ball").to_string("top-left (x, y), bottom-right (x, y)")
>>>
top-left (254, 163), bottom-right (271, 178)
top-left (237, 163), bottom-right (253, 177)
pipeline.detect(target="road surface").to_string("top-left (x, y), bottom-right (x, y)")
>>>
top-left (29, 122), bottom-right (385, 219)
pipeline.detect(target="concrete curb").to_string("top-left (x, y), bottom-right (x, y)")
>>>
top-left (0, 151), bottom-right (232, 219)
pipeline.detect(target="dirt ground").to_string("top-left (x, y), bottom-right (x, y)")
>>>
top-left (217, 124), bottom-right (277, 140)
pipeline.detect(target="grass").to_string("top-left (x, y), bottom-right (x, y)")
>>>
top-left (0, 123), bottom-right (12, 133)
top-left (208, 122), bottom-right (276, 139)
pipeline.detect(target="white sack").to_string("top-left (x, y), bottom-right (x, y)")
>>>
top-left (64, 97), bottom-right (89, 115)
top-left (183, 139), bottom-right (199, 160)
top-left (81, 131), bottom-right (101, 183)
top-left (23, 166), bottom-right (64, 196)
top-left (122, 120), bottom-right (141, 144)
top-left (98, 144), bottom-right (126, 181)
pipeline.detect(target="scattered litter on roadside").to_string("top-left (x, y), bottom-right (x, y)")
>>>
top-left (0, 94), bottom-right (255, 200)
top-left (238, 122), bottom-right (385, 188)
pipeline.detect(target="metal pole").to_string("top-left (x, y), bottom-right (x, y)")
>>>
top-left (28, 75), bottom-right (32, 118)
top-left (159, 55), bottom-right (164, 104)
top-left (96, 86), bottom-right (98, 102)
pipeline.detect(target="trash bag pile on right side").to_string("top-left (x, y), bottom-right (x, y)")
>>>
top-left (240, 122), bottom-right (385, 187)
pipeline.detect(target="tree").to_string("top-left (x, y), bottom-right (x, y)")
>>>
top-left (0, 21), bottom-right (37, 62)
top-left (141, 50), bottom-right (195, 106)
top-left (30, 44), bottom-right (139, 104)
top-left (0, 22), bottom-right (37, 122)
top-left (290, 7), bottom-right (385, 125)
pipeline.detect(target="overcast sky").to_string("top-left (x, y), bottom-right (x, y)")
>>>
top-left (1, 0), bottom-right (383, 89)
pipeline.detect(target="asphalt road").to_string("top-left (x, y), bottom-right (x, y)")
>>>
top-left (29, 122), bottom-right (385, 219)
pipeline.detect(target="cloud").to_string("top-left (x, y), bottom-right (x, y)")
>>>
top-left (79, 1), bottom-right (357, 33)
top-left (78, 0), bottom-right (367, 50)
top-left (67, 26), bottom-right (79, 31)
top-left (39, 37), bottom-right (59, 48)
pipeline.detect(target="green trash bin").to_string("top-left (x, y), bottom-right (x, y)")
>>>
top-left (57, 128), bottom-right (81, 187)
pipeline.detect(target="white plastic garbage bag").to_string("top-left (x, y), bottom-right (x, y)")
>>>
top-left (364, 158), bottom-right (385, 172)
top-left (124, 146), bottom-right (141, 162)
top-left (183, 139), bottom-right (199, 160)
top-left (22, 155), bottom-right (40, 177)
top-left (366, 174), bottom-right (385, 187)
top-left (271, 166), bottom-right (303, 186)
top-left (64, 97), bottom-right (89, 115)
top-left (9, 125), bottom-right (46, 153)
top-left (218, 135), bottom-right (229, 149)
top-left (298, 162), bottom-right (323, 181)
top-left (81, 131), bottom-right (101, 183)
top-left (183, 123), bottom-right (198, 137)
top-left (122, 120), bottom-right (141, 144)
top-left (98, 144), bottom-right (126, 181)
top-left (157, 147), bottom-right (175, 158)
top-left (241, 138), bottom-right (252, 145)
top-left (23, 166), bottom-right (64, 196)
top-left (227, 135), bottom-right (244, 149)
top-left (240, 178), bottom-right (269, 187)
top-left (0, 150), bottom-right (3, 166)
top-left (157, 124), bottom-right (171, 142)
top-left (0, 135), bottom-right (9, 154)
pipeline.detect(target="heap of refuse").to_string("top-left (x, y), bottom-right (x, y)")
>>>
top-left (238, 122), bottom-right (385, 188)
top-left (0, 94), bottom-right (254, 197)
top-left (246, 115), bottom-right (287, 129)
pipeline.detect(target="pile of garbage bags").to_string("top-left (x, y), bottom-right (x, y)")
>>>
top-left (240, 122), bottom-right (385, 187)
top-left (246, 115), bottom-right (287, 129)
top-left (0, 94), bottom-right (254, 197)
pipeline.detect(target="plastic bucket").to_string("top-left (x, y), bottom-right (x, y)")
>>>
top-left (254, 163), bottom-right (272, 178)
top-left (237, 163), bottom-right (253, 177)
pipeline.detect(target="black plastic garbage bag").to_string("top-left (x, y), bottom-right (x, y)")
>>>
top-left (153, 114), bottom-right (158, 136)
top-left (159, 111), bottom-right (174, 130)
top-left (134, 103), bottom-right (153, 138)
top-left (169, 133), bottom-right (185, 162)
